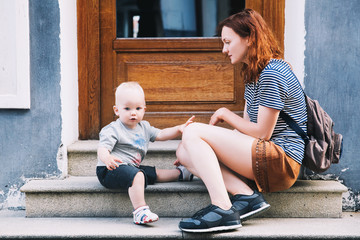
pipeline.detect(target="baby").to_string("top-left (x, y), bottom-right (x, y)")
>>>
top-left (96, 81), bottom-right (194, 225)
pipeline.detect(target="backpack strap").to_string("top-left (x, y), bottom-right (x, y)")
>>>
top-left (279, 60), bottom-right (309, 145)
top-left (279, 111), bottom-right (309, 145)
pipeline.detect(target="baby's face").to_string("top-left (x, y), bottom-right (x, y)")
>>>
top-left (113, 89), bottom-right (146, 129)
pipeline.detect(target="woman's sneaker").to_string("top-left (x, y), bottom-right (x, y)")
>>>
top-left (178, 204), bottom-right (242, 233)
top-left (177, 165), bottom-right (194, 181)
top-left (133, 206), bottom-right (159, 225)
top-left (230, 190), bottom-right (270, 221)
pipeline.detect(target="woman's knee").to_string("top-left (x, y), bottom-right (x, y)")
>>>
top-left (182, 122), bottom-right (204, 142)
top-left (176, 142), bottom-right (187, 163)
top-left (176, 141), bottom-right (195, 167)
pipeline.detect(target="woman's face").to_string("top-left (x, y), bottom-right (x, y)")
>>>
top-left (221, 26), bottom-right (250, 64)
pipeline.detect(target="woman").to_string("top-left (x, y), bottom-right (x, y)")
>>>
top-left (176, 9), bottom-right (307, 233)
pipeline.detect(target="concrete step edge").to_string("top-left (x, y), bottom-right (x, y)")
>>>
top-left (20, 178), bottom-right (346, 218)
top-left (67, 140), bottom-right (180, 153)
top-left (21, 177), bottom-right (347, 194)
top-left (1, 210), bottom-right (359, 239)
top-left (20, 176), bottom-right (206, 193)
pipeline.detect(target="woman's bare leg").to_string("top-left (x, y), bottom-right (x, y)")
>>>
top-left (177, 123), bottom-right (255, 209)
top-left (220, 163), bottom-right (254, 196)
top-left (177, 135), bottom-right (232, 210)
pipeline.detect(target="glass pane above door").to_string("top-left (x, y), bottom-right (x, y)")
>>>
top-left (116, 0), bottom-right (245, 38)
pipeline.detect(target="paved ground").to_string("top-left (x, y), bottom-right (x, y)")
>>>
top-left (0, 210), bottom-right (360, 239)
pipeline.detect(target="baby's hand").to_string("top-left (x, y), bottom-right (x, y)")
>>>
top-left (105, 155), bottom-right (123, 171)
top-left (179, 115), bottom-right (195, 133)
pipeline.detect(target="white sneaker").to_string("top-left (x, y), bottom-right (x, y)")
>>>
top-left (177, 165), bottom-right (194, 181)
top-left (133, 206), bottom-right (159, 225)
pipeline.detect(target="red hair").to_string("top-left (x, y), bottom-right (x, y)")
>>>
top-left (217, 9), bottom-right (282, 83)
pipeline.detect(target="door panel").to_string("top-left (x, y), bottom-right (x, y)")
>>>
top-left (110, 38), bottom-right (244, 129)
top-left (125, 59), bottom-right (234, 102)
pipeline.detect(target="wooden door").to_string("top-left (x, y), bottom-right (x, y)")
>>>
top-left (77, 0), bottom-right (285, 139)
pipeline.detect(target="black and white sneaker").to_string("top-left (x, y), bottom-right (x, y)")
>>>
top-left (178, 204), bottom-right (242, 233)
top-left (230, 190), bottom-right (270, 221)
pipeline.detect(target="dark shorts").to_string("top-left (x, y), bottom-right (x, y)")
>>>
top-left (96, 165), bottom-right (157, 190)
top-left (252, 139), bottom-right (301, 193)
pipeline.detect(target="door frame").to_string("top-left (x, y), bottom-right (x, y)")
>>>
top-left (77, 0), bottom-right (285, 139)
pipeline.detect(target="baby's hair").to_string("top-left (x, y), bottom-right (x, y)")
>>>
top-left (115, 81), bottom-right (145, 105)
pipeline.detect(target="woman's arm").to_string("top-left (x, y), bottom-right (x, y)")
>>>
top-left (243, 101), bottom-right (250, 122)
top-left (209, 106), bottom-right (279, 140)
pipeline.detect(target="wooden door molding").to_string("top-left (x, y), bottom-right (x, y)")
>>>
top-left (99, 0), bottom-right (117, 138)
top-left (77, 0), bottom-right (285, 139)
top-left (246, 0), bottom-right (285, 52)
top-left (77, 0), bottom-right (101, 139)
top-left (113, 38), bottom-right (223, 51)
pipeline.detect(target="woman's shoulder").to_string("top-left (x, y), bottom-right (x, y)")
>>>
top-left (264, 59), bottom-right (290, 72)
top-left (260, 59), bottom-right (295, 81)
top-left (260, 59), bottom-right (286, 80)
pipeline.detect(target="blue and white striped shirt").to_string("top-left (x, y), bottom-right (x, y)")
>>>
top-left (244, 59), bottom-right (307, 164)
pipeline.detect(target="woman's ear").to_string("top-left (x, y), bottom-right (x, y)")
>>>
top-left (246, 36), bottom-right (251, 46)
top-left (113, 105), bottom-right (120, 116)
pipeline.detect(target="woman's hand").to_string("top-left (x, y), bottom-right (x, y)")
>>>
top-left (209, 107), bottom-right (230, 125)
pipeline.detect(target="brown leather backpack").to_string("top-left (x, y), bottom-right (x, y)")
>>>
top-left (280, 95), bottom-right (343, 173)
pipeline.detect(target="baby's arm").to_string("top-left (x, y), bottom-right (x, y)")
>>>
top-left (155, 116), bottom-right (195, 141)
top-left (97, 147), bottom-right (123, 170)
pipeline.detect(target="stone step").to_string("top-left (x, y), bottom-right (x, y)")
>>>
top-left (1, 210), bottom-right (359, 240)
top-left (67, 140), bottom-right (180, 176)
top-left (20, 177), bottom-right (347, 218)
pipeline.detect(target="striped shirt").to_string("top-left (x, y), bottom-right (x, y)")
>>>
top-left (244, 59), bottom-right (307, 164)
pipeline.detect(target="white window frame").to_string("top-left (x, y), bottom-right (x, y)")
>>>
top-left (0, 0), bottom-right (30, 109)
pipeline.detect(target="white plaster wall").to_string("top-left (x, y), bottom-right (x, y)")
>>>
top-left (284, 0), bottom-right (306, 87)
top-left (58, 0), bottom-right (78, 176)
top-left (0, 0), bottom-right (30, 109)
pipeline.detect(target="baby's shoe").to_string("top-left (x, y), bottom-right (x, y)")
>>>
top-left (177, 165), bottom-right (194, 181)
top-left (133, 206), bottom-right (159, 225)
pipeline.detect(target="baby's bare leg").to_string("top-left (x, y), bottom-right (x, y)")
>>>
top-left (156, 169), bottom-right (180, 182)
top-left (128, 171), bottom-right (147, 209)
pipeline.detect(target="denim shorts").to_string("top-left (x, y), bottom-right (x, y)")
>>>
top-left (96, 164), bottom-right (157, 190)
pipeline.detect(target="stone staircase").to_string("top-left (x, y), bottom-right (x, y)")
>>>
top-left (19, 140), bottom-right (350, 238)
